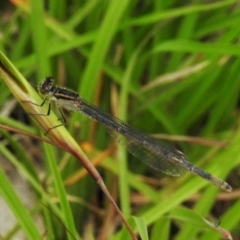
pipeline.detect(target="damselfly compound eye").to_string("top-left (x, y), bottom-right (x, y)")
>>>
top-left (38, 77), bottom-right (54, 96)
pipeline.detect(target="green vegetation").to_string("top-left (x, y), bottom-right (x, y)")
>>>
top-left (0, 1), bottom-right (239, 239)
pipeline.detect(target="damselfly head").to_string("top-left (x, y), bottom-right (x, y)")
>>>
top-left (38, 77), bottom-right (54, 96)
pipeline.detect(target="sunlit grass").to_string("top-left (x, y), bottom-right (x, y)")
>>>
top-left (0, 0), bottom-right (240, 239)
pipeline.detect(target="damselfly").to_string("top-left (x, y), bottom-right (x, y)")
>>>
top-left (29, 77), bottom-right (232, 192)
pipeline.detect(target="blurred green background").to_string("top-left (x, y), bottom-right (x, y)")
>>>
top-left (0, 0), bottom-right (240, 239)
